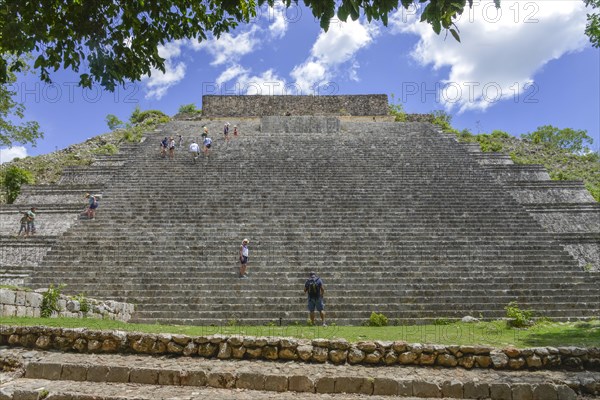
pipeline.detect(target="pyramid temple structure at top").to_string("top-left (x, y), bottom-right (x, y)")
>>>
top-left (1, 94), bottom-right (598, 325)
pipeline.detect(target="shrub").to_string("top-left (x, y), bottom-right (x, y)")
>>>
top-left (178, 104), bottom-right (201, 114)
top-left (1, 165), bottom-right (34, 203)
top-left (490, 129), bottom-right (510, 139)
top-left (41, 283), bottom-right (65, 318)
top-left (504, 301), bottom-right (533, 328)
top-left (388, 95), bottom-right (407, 122)
top-left (73, 293), bottom-right (90, 313)
top-left (130, 106), bottom-right (170, 125)
top-left (367, 312), bottom-right (389, 327)
top-left (92, 144), bottom-right (118, 155)
top-left (430, 110), bottom-right (457, 134)
top-left (105, 114), bottom-right (124, 130)
top-left (434, 318), bottom-right (452, 325)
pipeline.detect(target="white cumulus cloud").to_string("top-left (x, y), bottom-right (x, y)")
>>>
top-left (392, 0), bottom-right (589, 112)
top-left (0, 146), bottom-right (28, 164)
top-left (192, 27), bottom-right (260, 66)
top-left (291, 19), bottom-right (378, 93)
top-left (143, 41), bottom-right (187, 100)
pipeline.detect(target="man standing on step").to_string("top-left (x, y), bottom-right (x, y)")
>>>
top-left (189, 140), bottom-right (200, 162)
top-left (25, 207), bottom-right (37, 236)
top-left (203, 136), bottom-right (212, 157)
top-left (239, 238), bottom-right (250, 278)
top-left (304, 272), bottom-right (326, 326)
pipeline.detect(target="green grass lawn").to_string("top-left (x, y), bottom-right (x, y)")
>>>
top-left (1, 317), bottom-right (599, 348)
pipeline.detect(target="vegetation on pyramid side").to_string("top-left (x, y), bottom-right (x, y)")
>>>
top-left (0, 107), bottom-right (170, 204)
top-left (423, 110), bottom-right (600, 202)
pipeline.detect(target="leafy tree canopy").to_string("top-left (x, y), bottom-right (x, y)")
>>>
top-left (585, 0), bottom-right (600, 47)
top-left (0, 0), bottom-right (500, 92)
top-left (1, 165), bottom-right (34, 203)
top-left (0, 55), bottom-right (42, 147)
top-left (521, 125), bottom-right (594, 153)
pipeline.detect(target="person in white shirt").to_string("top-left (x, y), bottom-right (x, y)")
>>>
top-left (239, 238), bottom-right (250, 278)
top-left (189, 141), bottom-right (200, 161)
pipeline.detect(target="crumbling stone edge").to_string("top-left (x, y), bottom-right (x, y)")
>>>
top-left (0, 289), bottom-right (134, 322)
top-left (0, 326), bottom-right (598, 372)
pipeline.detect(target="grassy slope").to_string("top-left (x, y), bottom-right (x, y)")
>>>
top-left (1, 317), bottom-right (599, 347)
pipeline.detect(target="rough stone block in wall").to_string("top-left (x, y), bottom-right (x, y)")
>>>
top-left (261, 116), bottom-right (340, 133)
top-left (202, 95), bottom-right (389, 117)
top-left (510, 186), bottom-right (596, 204)
top-left (0, 246), bottom-right (50, 267)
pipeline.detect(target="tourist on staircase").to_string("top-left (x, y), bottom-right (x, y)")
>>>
top-left (189, 140), bottom-right (200, 162)
top-left (160, 137), bottom-right (168, 158)
top-left (203, 136), bottom-right (212, 157)
top-left (233, 125), bottom-right (239, 137)
top-left (304, 272), bottom-right (326, 326)
top-left (223, 122), bottom-right (230, 143)
top-left (239, 238), bottom-right (250, 278)
top-left (168, 137), bottom-right (176, 159)
top-left (17, 211), bottom-right (28, 237)
top-left (84, 193), bottom-right (99, 220)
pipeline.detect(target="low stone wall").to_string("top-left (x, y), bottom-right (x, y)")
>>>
top-left (0, 326), bottom-right (597, 371)
top-left (0, 289), bottom-right (133, 322)
top-left (202, 95), bottom-right (389, 117)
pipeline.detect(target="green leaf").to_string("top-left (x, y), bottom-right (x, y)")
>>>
top-left (449, 28), bottom-right (461, 42)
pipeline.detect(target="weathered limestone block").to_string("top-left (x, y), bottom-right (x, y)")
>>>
top-left (262, 345), bottom-right (279, 360)
top-left (475, 355), bottom-right (492, 368)
top-left (297, 345), bottom-right (313, 361)
top-left (198, 343), bottom-right (218, 358)
top-left (237, 372), bottom-right (265, 390)
top-left (419, 353), bottom-right (436, 366)
top-left (264, 375), bottom-right (288, 392)
top-left (347, 347), bottom-right (365, 364)
top-left (207, 372), bottom-right (236, 389)
top-left (182, 341), bottom-right (198, 356)
top-left (180, 370), bottom-right (207, 386)
top-left (330, 339), bottom-right (349, 350)
top-left (392, 341), bottom-right (408, 353)
top-left (167, 341), bottom-right (184, 354)
top-left (35, 336), bottom-right (51, 349)
top-left (437, 354), bottom-right (458, 367)
top-left (231, 346), bottom-right (246, 359)
top-left (0, 289), bottom-right (16, 304)
top-left (464, 381), bottom-right (489, 399)
top-left (364, 350), bottom-right (383, 364)
top-left (279, 347), bottom-right (298, 360)
top-left (491, 351), bottom-right (509, 369)
top-left (356, 341), bottom-right (377, 352)
top-left (245, 347), bottom-right (263, 359)
top-left (413, 381), bottom-right (441, 398)
top-left (384, 350), bottom-right (398, 365)
top-left (442, 380), bottom-right (463, 398)
top-left (217, 342), bottom-right (232, 359)
top-left (399, 351), bottom-right (418, 365)
top-left (533, 383), bottom-right (558, 400)
top-left (312, 346), bottom-right (329, 363)
top-left (373, 378), bottom-right (399, 396)
top-left (526, 355), bottom-right (543, 368)
top-left (289, 375), bottom-right (314, 392)
top-left (509, 357), bottom-right (526, 370)
top-left (334, 376), bottom-right (373, 395)
top-left (316, 377), bottom-right (336, 394)
top-left (329, 349), bottom-right (347, 364)
top-left (490, 383), bottom-right (512, 400)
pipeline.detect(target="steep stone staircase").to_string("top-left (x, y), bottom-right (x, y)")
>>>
top-left (22, 118), bottom-right (599, 325)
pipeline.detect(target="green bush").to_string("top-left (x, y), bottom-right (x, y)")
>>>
top-left (41, 284), bottom-right (65, 318)
top-left (92, 144), bottom-right (118, 155)
top-left (504, 301), bottom-right (533, 328)
top-left (490, 130), bottom-right (510, 139)
top-left (430, 110), bottom-right (458, 134)
top-left (72, 293), bottom-right (90, 313)
top-left (1, 165), bottom-right (34, 203)
top-left (178, 104), bottom-right (201, 114)
top-left (367, 312), bottom-right (389, 327)
top-left (105, 114), bottom-right (124, 130)
top-left (476, 134), bottom-right (503, 152)
top-left (388, 95), bottom-right (407, 122)
top-left (130, 106), bottom-right (170, 125)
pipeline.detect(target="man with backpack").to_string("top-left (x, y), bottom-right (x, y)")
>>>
top-left (304, 272), bottom-right (326, 326)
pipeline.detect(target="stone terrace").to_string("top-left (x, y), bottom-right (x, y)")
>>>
top-left (8, 106), bottom-right (595, 325)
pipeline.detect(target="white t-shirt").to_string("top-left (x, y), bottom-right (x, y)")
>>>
top-left (241, 245), bottom-right (249, 257)
top-left (189, 143), bottom-right (199, 152)
top-left (204, 137), bottom-right (212, 146)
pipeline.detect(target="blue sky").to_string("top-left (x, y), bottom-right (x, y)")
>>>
top-left (1, 0), bottom-right (598, 162)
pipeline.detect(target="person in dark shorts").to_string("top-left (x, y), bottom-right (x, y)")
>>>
top-left (168, 136), bottom-right (176, 159)
top-left (84, 193), bottom-right (99, 219)
top-left (203, 136), bottom-right (212, 157)
top-left (160, 137), bottom-right (168, 158)
top-left (239, 238), bottom-right (249, 278)
top-left (304, 272), bottom-right (326, 326)
top-left (17, 211), bottom-right (28, 236)
top-left (223, 122), bottom-right (230, 143)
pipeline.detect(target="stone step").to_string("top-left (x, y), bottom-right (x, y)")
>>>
top-left (2, 348), bottom-right (593, 399)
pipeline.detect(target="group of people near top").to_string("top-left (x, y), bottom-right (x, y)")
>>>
top-left (162, 123), bottom-right (240, 162)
